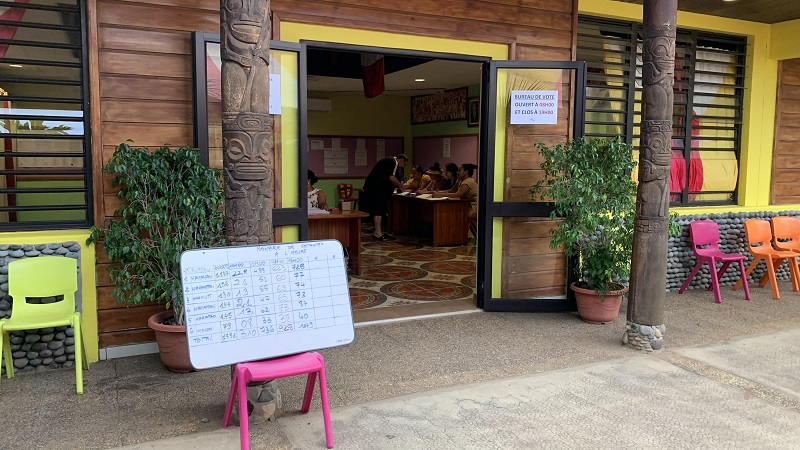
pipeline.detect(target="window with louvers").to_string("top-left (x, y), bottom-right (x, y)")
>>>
top-left (578, 16), bottom-right (745, 206)
top-left (0, 0), bottom-right (91, 229)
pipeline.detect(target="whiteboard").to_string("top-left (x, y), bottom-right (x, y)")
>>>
top-left (180, 240), bottom-right (355, 369)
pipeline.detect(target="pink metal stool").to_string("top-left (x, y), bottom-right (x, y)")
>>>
top-left (222, 352), bottom-right (333, 449)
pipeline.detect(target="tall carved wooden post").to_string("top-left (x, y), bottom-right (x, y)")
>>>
top-left (624, 0), bottom-right (677, 351)
top-left (221, 0), bottom-right (274, 246)
top-left (221, 0), bottom-right (281, 422)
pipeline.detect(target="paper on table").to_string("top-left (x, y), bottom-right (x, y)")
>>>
top-left (307, 208), bottom-right (330, 215)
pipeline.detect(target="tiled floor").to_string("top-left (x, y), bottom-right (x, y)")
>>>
top-left (348, 224), bottom-right (477, 320)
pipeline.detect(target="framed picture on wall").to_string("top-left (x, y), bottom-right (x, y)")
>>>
top-left (467, 97), bottom-right (480, 127)
top-left (410, 87), bottom-right (468, 124)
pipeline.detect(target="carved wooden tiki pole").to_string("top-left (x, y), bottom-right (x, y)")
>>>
top-left (221, 0), bottom-right (273, 245)
top-left (624, 0), bottom-right (677, 351)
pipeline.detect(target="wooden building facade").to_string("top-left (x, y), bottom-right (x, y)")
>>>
top-left (1, 0), bottom-right (799, 359)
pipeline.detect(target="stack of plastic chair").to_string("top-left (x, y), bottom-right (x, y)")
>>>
top-left (0, 256), bottom-right (88, 394)
top-left (734, 219), bottom-right (800, 300)
top-left (223, 352), bottom-right (333, 449)
top-left (336, 183), bottom-right (358, 210)
top-left (678, 220), bottom-right (750, 303)
top-left (771, 216), bottom-right (800, 253)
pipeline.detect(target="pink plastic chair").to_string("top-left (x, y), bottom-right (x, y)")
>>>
top-left (679, 220), bottom-right (750, 303)
top-left (222, 352), bottom-right (333, 449)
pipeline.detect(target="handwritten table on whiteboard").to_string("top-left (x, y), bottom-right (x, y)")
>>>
top-left (180, 240), bottom-right (355, 369)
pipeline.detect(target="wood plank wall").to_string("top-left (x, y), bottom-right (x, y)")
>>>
top-left (90, 0), bottom-right (578, 347)
top-left (92, 0), bottom-right (219, 347)
top-left (772, 58), bottom-right (800, 204)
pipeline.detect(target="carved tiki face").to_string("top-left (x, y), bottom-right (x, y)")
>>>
top-left (223, 114), bottom-right (272, 181)
top-left (221, 0), bottom-right (268, 45)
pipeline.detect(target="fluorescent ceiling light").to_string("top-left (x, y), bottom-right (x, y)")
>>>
top-left (414, 78), bottom-right (425, 82)
top-left (9, 64), bottom-right (23, 68)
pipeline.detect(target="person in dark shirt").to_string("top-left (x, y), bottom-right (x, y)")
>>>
top-left (361, 154), bottom-right (407, 241)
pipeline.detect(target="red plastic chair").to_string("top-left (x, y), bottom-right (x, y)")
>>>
top-left (679, 220), bottom-right (750, 303)
top-left (336, 183), bottom-right (358, 210)
top-left (734, 219), bottom-right (800, 300)
top-left (223, 352), bottom-right (333, 449)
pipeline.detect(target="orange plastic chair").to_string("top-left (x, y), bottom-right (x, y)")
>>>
top-left (734, 219), bottom-right (800, 299)
top-left (336, 183), bottom-right (358, 210)
top-left (771, 216), bottom-right (800, 253)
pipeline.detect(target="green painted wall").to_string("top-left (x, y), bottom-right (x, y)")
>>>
top-left (15, 180), bottom-right (85, 222)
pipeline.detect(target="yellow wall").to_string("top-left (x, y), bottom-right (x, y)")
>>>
top-left (771, 19), bottom-right (800, 61)
top-left (0, 230), bottom-right (98, 363)
top-left (579, 0), bottom-right (797, 215)
top-left (308, 94), bottom-right (413, 168)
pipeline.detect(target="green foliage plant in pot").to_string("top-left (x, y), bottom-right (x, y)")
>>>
top-left (530, 137), bottom-right (637, 324)
top-left (88, 142), bottom-right (225, 371)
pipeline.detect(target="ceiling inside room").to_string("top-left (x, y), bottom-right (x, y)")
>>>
top-left (307, 48), bottom-right (482, 96)
top-left (614, 0), bottom-right (800, 24)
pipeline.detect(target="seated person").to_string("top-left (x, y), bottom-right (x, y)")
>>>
top-left (440, 162), bottom-right (459, 191)
top-left (403, 165), bottom-right (432, 192)
top-left (307, 170), bottom-right (329, 211)
top-left (424, 162), bottom-right (446, 192)
top-left (433, 163), bottom-right (479, 219)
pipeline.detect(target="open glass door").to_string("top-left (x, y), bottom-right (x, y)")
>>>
top-left (477, 61), bottom-right (586, 312)
top-left (192, 33), bottom-right (309, 240)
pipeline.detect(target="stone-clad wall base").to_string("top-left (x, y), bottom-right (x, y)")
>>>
top-left (667, 211), bottom-right (800, 292)
top-left (0, 242), bottom-right (81, 376)
top-left (623, 322), bottom-right (665, 351)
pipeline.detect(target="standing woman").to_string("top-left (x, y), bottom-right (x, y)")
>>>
top-left (307, 170), bottom-right (329, 211)
top-left (433, 163), bottom-right (479, 219)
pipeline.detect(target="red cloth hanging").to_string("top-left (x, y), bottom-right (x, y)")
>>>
top-left (361, 53), bottom-right (385, 99)
top-left (0, 0), bottom-right (30, 58)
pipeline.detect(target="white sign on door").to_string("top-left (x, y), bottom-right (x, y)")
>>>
top-left (269, 74), bottom-right (281, 115)
top-left (509, 90), bottom-right (558, 125)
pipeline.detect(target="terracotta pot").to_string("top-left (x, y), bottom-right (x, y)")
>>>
top-left (147, 310), bottom-right (194, 373)
top-left (570, 282), bottom-right (627, 325)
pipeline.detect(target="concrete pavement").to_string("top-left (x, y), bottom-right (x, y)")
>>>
top-left (3, 282), bottom-right (800, 450)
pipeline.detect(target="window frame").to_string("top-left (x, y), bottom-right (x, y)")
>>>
top-left (0, 0), bottom-right (93, 230)
top-left (577, 16), bottom-right (745, 207)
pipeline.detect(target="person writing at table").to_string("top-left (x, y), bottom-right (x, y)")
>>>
top-left (307, 169), bottom-right (329, 211)
top-left (361, 154), bottom-right (408, 241)
top-left (440, 162), bottom-right (459, 191)
top-left (403, 165), bottom-right (432, 193)
top-left (433, 163), bottom-right (479, 219)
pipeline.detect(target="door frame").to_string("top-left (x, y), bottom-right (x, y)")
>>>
top-left (191, 32), bottom-right (309, 237)
top-left (477, 60), bottom-right (587, 312)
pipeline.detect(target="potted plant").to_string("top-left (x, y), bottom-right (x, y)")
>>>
top-left (88, 142), bottom-right (225, 371)
top-left (530, 137), bottom-right (638, 324)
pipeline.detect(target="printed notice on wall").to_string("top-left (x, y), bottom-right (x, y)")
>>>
top-left (331, 138), bottom-right (341, 150)
top-left (376, 139), bottom-right (386, 159)
top-left (509, 90), bottom-right (558, 125)
top-left (355, 148), bottom-right (367, 166)
top-left (269, 75), bottom-right (281, 115)
top-left (442, 138), bottom-right (451, 158)
top-left (324, 149), bottom-right (348, 174)
top-left (310, 140), bottom-right (324, 151)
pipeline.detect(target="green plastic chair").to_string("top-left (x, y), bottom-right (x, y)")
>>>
top-left (0, 256), bottom-right (88, 394)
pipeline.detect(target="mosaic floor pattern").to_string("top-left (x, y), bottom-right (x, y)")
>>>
top-left (349, 225), bottom-right (477, 310)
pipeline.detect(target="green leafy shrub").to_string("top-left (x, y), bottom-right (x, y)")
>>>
top-left (530, 137), bottom-right (638, 294)
top-left (88, 142), bottom-right (225, 326)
